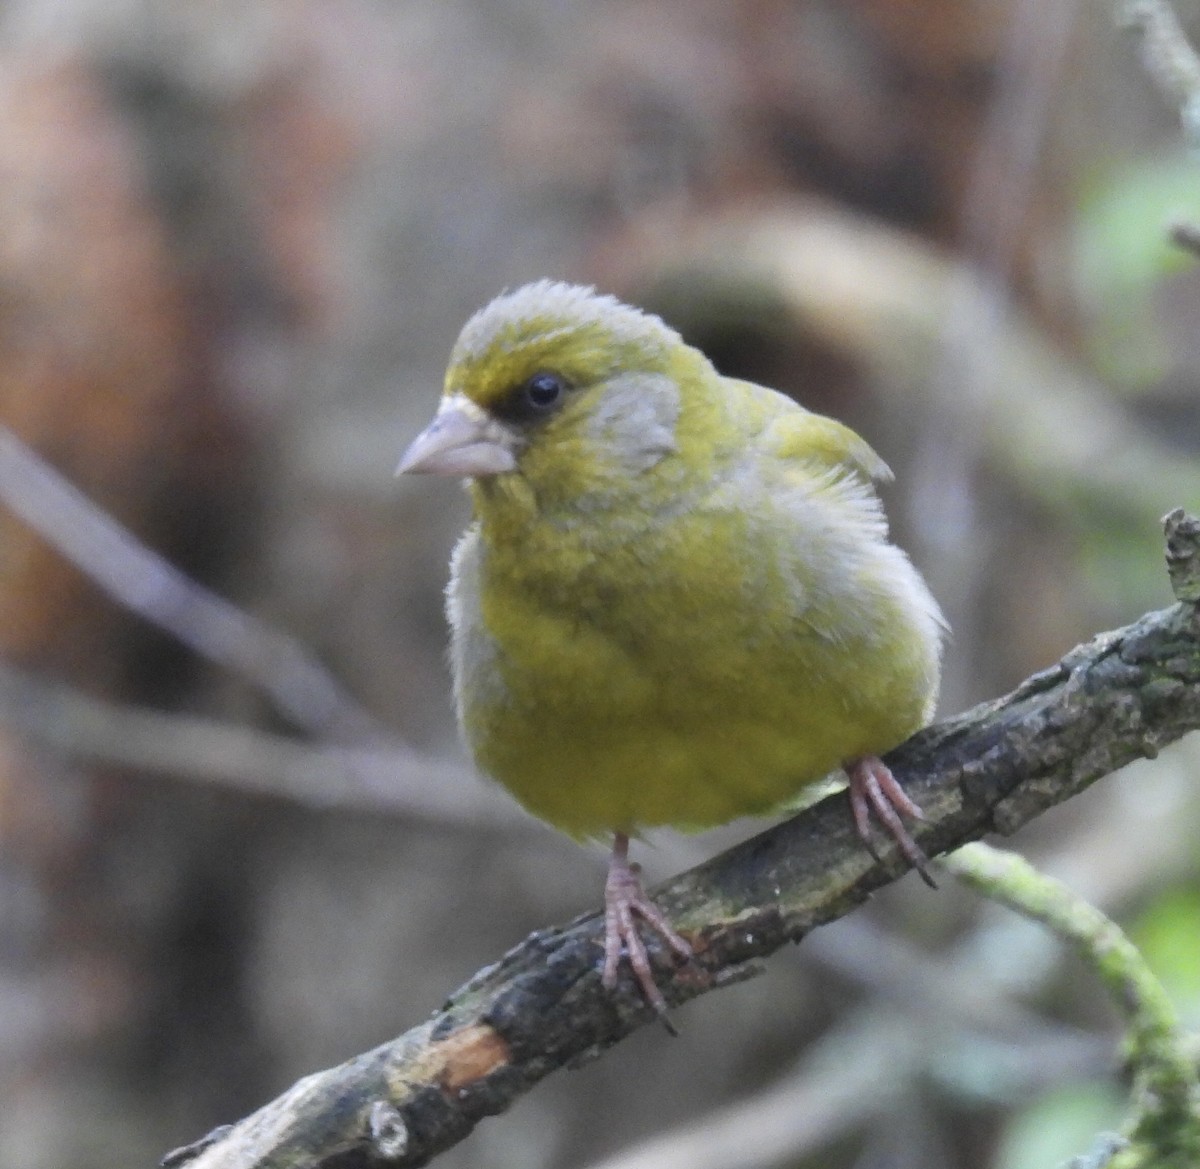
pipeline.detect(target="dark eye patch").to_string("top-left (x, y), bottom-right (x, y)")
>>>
top-left (494, 371), bottom-right (572, 424)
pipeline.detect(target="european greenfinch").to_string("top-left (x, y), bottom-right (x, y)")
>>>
top-left (399, 281), bottom-right (945, 1013)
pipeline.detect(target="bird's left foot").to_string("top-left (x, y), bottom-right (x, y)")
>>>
top-left (603, 833), bottom-right (693, 1017)
top-left (845, 755), bottom-right (936, 888)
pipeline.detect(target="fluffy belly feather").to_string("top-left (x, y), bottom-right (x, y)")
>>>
top-left (452, 532), bottom-right (934, 838)
top-left (471, 696), bottom-right (907, 839)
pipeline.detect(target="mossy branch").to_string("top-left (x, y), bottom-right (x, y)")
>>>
top-left (167, 511), bottom-right (1200, 1169)
top-left (946, 842), bottom-right (1200, 1168)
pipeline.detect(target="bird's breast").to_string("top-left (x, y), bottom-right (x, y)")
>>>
top-left (447, 484), bottom-right (939, 838)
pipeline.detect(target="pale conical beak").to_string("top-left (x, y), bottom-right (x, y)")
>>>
top-left (396, 396), bottom-right (519, 477)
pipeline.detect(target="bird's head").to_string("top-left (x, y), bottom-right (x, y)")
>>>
top-left (398, 282), bottom-right (709, 506)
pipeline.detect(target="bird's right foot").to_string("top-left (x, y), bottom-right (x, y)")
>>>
top-left (602, 833), bottom-right (693, 1017)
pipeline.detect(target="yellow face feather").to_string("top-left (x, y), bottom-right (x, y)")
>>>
top-left (446, 279), bottom-right (680, 411)
top-left (401, 282), bottom-right (946, 839)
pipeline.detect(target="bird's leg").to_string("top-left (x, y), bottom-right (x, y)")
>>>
top-left (845, 755), bottom-right (936, 888)
top-left (602, 832), bottom-right (693, 1015)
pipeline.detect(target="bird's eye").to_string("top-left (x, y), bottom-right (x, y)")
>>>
top-left (523, 372), bottom-right (566, 411)
top-left (494, 371), bottom-right (572, 425)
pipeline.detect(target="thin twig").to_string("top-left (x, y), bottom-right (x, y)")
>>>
top-left (0, 662), bottom-right (522, 826)
top-left (0, 425), bottom-right (383, 740)
top-left (1117, 0), bottom-right (1200, 146)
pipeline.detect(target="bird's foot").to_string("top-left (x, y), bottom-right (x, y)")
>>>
top-left (603, 834), bottom-right (693, 1018)
top-left (845, 755), bottom-right (936, 888)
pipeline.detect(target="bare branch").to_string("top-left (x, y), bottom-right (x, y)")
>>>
top-left (0, 663), bottom-right (522, 827)
top-left (1117, 0), bottom-right (1200, 144)
top-left (0, 425), bottom-right (383, 740)
top-left (165, 513), bottom-right (1200, 1169)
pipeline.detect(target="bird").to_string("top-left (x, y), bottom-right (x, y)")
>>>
top-left (398, 280), bottom-right (946, 1014)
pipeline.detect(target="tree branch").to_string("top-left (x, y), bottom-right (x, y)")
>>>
top-left (0, 425), bottom-right (384, 741)
top-left (167, 511), bottom-right (1200, 1169)
top-left (946, 843), bottom-right (1199, 1165)
top-left (0, 663), bottom-right (519, 828)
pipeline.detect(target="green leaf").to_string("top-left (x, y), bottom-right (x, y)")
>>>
top-left (1129, 886), bottom-right (1200, 1027)
top-left (1073, 154), bottom-right (1200, 387)
top-left (997, 1083), bottom-right (1126, 1169)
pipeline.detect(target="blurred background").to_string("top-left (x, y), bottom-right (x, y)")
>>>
top-left (0, 2), bottom-right (1198, 1167)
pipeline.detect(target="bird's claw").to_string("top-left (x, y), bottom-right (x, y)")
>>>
top-left (603, 848), bottom-right (692, 1020)
top-left (846, 755), bottom-right (936, 888)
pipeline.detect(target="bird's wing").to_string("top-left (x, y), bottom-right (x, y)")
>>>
top-left (768, 410), bottom-right (893, 484)
top-left (734, 379), bottom-right (893, 485)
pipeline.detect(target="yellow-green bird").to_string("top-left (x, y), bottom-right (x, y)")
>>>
top-left (399, 281), bottom-right (946, 1012)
